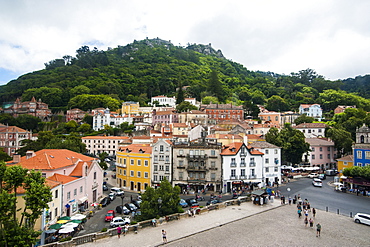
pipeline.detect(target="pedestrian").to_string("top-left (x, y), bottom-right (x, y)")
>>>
top-left (162, 229), bottom-right (167, 243)
top-left (304, 217), bottom-right (308, 227)
top-left (123, 223), bottom-right (129, 236)
top-left (117, 226), bottom-right (122, 238)
top-left (316, 223), bottom-right (321, 237)
top-left (304, 209), bottom-right (309, 217)
top-left (312, 208), bottom-right (316, 217)
top-left (298, 209), bottom-right (302, 218)
top-left (307, 202), bottom-right (311, 211)
top-left (309, 218), bottom-right (314, 228)
top-left (288, 196), bottom-right (292, 205)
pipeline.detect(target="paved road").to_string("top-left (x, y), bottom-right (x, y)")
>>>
top-left (81, 198), bottom-right (370, 247)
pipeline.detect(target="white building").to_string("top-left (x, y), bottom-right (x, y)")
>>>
top-left (92, 108), bottom-right (133, 131)
top-left (250, 141), bottom-right (282, 186)
top-left (81, 136), bottom-right (131, 156)
top-left (293, 123), bottom-right (328, 138)
top-left (150, 95), bottom-right (176, 107)
top-left (299, 104), bottom-right (323, 121)
top-left (151, 139), bottom-right (173, 188)
top-left (220, 142), bottom-right (264, 193)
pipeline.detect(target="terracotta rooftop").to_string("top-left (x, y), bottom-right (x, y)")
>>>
top-left (13, 149), bottom-right (96, 170)
top-left (250, 141), bottom-right (279, 149)
top-left (119, 144), bottom-right (152, 154)
top-left (48, 173), bottom-right (79, 184)
top-left (82, 136), bottom-right (130, 140)
top-left (305, 138), bottom-right (335, 146)
top-left (336, 154), bottom-right (353, 162)
top-left (294, 123), bottom-right (328, 128)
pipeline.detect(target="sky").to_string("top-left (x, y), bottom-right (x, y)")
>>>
top-left (1, 0), bottom-right (370, 85)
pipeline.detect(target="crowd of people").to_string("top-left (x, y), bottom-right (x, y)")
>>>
top-left (293, 194), bottom-right (322, 237)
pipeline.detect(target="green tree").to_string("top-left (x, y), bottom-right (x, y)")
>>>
top-left (176, 101), bottom-right (198, 113)
top-left (294, 115), bottom-right (315, 125)
top-left (207, 70), bottom-right (225, 103)
top-left (0, 162), bottom-right (52, 246)
top-left (97, 152), bottom-right (108, 170)
top-left (176, 82), bottom-right (185, 104)
top-left (325, 127), bottom-right (353, 157)
top-left (202, 96), bottom-right (219, 104)
top-left (265, 95), bottom-right (290, 112)
top-left (68, 94), bottom-right (121, 111)
top-left (0, 150), bottom-right (11, 162)
top-left (77, 123), bottom-right (92, 134)
top-left (138, 178), bottom-right (181, 221)
top-left (266, 124), bottom-right (310, 165)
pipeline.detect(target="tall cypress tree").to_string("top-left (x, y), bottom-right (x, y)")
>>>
top-left (176, 81), bottom-right (185, 104)
top-left (208, 70), bottom-right (225, 102)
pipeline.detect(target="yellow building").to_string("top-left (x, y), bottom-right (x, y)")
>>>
top-left (116, 144), bottom-right (152, 192)
top-left (121, 101), bottom-right (140, 115)
top-left (336, 154), bottom-right (353, 177)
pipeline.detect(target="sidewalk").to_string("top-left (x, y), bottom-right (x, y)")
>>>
top-left (82, 200), bottom-right (282, 247)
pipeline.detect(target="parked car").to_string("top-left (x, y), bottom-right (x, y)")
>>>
top-left (206, 199), bottom-right (222, 205)
top-left (109, 193), bottom-right (116, 201)
top-left (186, 198), bottom-right (199, 208)
top-left (116, 205), bottom-right (130, 215)
top-left (354, 213), bottom-right (370, 226)
top-left (110, 187), bottom-right (124, 196)
top-left (124, 203), bottom-right (137, 212)
top-left (318, 174), bottom-right (326, 180)
top-left (179, 199), bottom-right (188, 208)
top-left (110, 217), bottom-right (130, 227)
top-left (132, 199), bottom-right (142, 209)
top-left (100, 197), bottom-right (111, 207)
top-left (105, 210), bottom-right (115, 222)
top-left (307, 173), bottom-right (319, 178)
top-left (103, 184), bottom-right (108, 191)
top-left (312, 178), bottom-right (323, 187)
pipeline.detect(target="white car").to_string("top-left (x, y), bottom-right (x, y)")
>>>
top-left (312, 178), bottom-right (322, 187)
top-left (307, 173), bottom-right (319, 178)
top-left (110, 187), bottom-right (124, 196)
top-left (354, 213), bottom-right (370, 226)
top-left (110, 217), bottom-right (130, 227)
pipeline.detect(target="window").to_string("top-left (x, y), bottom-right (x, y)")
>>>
top-left (265, 149), bottom-right (269, 154)
top-left (154, 175), bottom-right (158, 181)
top-left (130, 171), bottom-right (134, 177)
top-left (211, 161), bottom-right (216, 168)
top-left (211, 150), bottom-right (216, 156)
top-left (159, 165), bottom-right (164, 171)
top-left (366, 151), bottom-right (370, 159)
top-left (211, 173), bottom-right (216, 180)
top-left (327, 147), bottom-right (330, 151)
top-left (74, 189), bottom-right (77, 196)
top-left (319, 147), bottom-right (323, 152)
top-left (145, 160), bottom-right (148, 166)
top-left (94, 172), bottom-right (96, 179)
top-left (274, 149), bottom-right (278, 154)
top-left (274, 167), bottom-right (278, 172)
top-left (179, 149), bottom-right (184, 155)
top-left (124, 159), bottom-right (127, 165)
top-left (357, 151), bottom-right (362, 159)
top-left (320, 154), bottom-right (323, 159)
top-left (327, 154), bottom-right (331, 159)
top-left (159, 155), bottom-right (164, 161)
top-left (154, 147), bottom-right (158, 152)
top-left (357, 162), bottom-right (362, 166)
top-left (231, 169), bottom-right (236, 177)
top-left (159, 175), bottom-right (164, 181)
top-left (154, 155), bottom-right (158, 162)
top-left (137, 171), bottom-right (141, 177)
top-left (131, 159), bottom-right (134, 165)
top-left (241, 169), bottom-right (245, 176)
top-left (67, 192), bottom-right (71, 200)
top-left (312, 147), bottom-right (315, 152)
top-left (80, 186), bottom-right (83, 193)
top-left (179, 160), bottom-right (184, 166)
top-left (231, 158), bottom-right (236, 166)
top-left (265, 158), bottom-right (269, 164)
top-left (144, 172), bottom-right (148, 178)
top-left (265, 167), bottom-right (269, 173)
top-left (312, 155), bottom-right (315, 159)
top-left (240, 158), bottom-right (246, 167)
top-left (154, 165), bottom-right (158, 171)
top-left (165, 155), bottom-right (169, 162)
top-left (250, 169), bottom-right (255, 176)
top-left (55, 190), bottom-right (58, 199)
top-left (137, 160), bottom-right (141, 166)
top-left (165, 165), bottom-right (169, 172)
top-left (160, 145), bottom-right (164, 152)
top-left (179, 172), bottom-right (183, 180)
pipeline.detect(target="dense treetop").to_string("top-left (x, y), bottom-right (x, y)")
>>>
top-left (1, 38), bottom-right (369, 113)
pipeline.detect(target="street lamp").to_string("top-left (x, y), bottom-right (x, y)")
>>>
top-left (120, 195), bottom-right (125, 207)
top-left (158, 197), bottom-right (162, 216)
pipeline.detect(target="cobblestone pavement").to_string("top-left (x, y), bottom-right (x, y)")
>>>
top-left (82, 200), bottom-right (370, 247)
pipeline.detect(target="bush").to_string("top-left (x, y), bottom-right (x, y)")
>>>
top-left (131, 221), bottom-right (137, 224)
top-left (101, 227), bottom-right (107, 232)
top-left (59, 236), bottom-right (72, 242)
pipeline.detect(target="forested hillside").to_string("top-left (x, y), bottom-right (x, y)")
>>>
top-left (1, 38), bottom-right (369, 114)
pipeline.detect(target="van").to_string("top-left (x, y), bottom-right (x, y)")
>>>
top-left (325, 170), bottom-right (335, 176)
top-left (110, 187), bottom-right (124, 196)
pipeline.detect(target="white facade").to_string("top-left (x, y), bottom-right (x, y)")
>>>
top-left (221, 143), bottom-right (264, 193)
top-left (92, 108), bottom-right (133, 131)
top-left (151, 95), bottom-right (176, 107)
top-left (250, 141), bottom-right (282, 186)
top-left (151, 139), bottom-right (173, 187)
top-left (299, 104), bottom-right (323, 121)
top-left (82, 136), bottom-right (130, 156)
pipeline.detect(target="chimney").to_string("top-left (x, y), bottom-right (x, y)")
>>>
top-left (26, 150), bottom-right (35, 159)
top-left (243, 135), bottom-right (248, 145)
top-left (13, 154), bottom-right (21, 163)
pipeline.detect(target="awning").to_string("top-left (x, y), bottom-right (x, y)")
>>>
top-left (78, 196), bottom-right (88, 204)
top-left (251, 190), bottom-right (268, 196)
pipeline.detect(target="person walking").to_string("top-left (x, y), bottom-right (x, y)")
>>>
top-left (298, 209), bottom-right (302, 218)
top-left (162, 229), bottom-right (167, 243)
top-left (312, 208), bottom-right (316, 217)
top-left (304, 217), bottom-right (308, 227)
top-left (116, 226), bottom-right (122, 238)
top-left (309, 218), bottom-right (314, 228)
top-left (316, 223), bottom-right (321, 237)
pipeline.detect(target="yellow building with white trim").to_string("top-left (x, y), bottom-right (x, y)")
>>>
top-left (116, 144), bottom-right (152, 192)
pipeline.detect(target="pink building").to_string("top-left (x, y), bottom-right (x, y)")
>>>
top-left (303, 138), bottom-right (337, 169)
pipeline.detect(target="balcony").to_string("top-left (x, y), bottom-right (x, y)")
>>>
top-left (240, 162), bottom-right (246, 167)
top-left (187, 166), bottom-right (208, 171)
top-left (230, 162), bottom-right (237, 167)
top-left (239, 175), bottom-right (246, 179)
top-left (249, 175), bottom-right (256, 179)
top-left (249, 162), bottom-right (256, 167)
top-left (229, 175), bottom-right (237, 180)
top-left (209, 167), bottom-right (218, 170)
top-left (186, 154), bottom-right (208, 160)
top-left (177, 166), bottom-right (186, 169)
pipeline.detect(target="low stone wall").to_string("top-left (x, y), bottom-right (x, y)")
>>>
top-left (42, 197), bottom-right (250, 246)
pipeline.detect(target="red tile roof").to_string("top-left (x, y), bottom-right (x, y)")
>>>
top-left (48, 173), bottom-right (79, 184)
